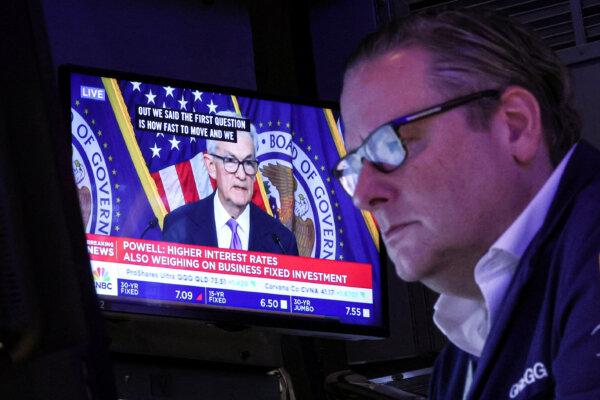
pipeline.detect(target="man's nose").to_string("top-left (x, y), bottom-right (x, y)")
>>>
top-left (235, 164), bottom-right (247, 179)
top-left (352, 161), bottom-right (391, 210)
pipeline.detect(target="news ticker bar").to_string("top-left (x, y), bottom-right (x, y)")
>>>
top-left (92, 261), bottom-right (373, 304)
top-left (87, 234), bottom-right (373, 289)
top-left (117, 279), bottom-right (373, 322)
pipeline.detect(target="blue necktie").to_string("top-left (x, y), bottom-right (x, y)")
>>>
top-left (226, 218), bottom-right (242, 250)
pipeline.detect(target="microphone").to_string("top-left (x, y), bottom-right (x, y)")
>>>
top-left (272, 233), bottom-right (286, 255)
top-left (140, 217), bottom-right (158, 239)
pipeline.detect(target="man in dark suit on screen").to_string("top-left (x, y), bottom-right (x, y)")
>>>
top-left (162, 122), bottom-right (298, 256)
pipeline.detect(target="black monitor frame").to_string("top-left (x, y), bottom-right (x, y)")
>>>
top-left (59, 64), bottom-right (390, 340)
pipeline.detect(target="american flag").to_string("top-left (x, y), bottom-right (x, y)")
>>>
top-left (118, 80), bottom-right (267, 213)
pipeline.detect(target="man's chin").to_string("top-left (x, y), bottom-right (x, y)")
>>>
top-left (232, 196), bottom-right (252, 208)
top-left (394, 266), bottom-right (422, 282)
top-left (391, 253), bottom-right (431, 282)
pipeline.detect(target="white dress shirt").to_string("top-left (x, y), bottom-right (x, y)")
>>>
top-left (433, 145), bottom-right (576, 358)
top-left (213, 189), bottom-right (250, 250)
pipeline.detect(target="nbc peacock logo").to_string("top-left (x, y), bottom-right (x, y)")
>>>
top-left (92, 267), bottom-right (113, 291)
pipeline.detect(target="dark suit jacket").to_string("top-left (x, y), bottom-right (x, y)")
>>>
top-left (429, 141), bottom-right (600, 399)
top-left (162, 192), bottom-right (299, 255)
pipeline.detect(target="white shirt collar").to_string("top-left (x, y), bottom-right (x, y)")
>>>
top-left (433, 145), bottom-right (576, 357)
top-left (213, 190), bottom-right (250, 249)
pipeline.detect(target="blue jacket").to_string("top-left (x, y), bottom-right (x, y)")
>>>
top-left (430, 141), bottom-right (600, 400)
top-left (162, 192), bottom-right (299, 256)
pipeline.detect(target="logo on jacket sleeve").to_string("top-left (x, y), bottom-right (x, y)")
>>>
top-left (509, 362), bottom-right (548, 398)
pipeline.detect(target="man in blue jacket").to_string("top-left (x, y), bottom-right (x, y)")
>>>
top-left (333, 9), bottom-right (600, 399)
top-left (163, 127), bottom-right (298, 256)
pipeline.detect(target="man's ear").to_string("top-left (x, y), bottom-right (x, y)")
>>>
top-left (497, 86), bottom-right (544, 165)
top-left (203, 153), bottom-right (217, 179)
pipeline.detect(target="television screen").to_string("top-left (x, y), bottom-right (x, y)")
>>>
top-left (64, 66), bottom-right (387, 338)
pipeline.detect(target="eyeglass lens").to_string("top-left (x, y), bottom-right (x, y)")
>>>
top-left (217, 156), bottom-right (258, 176)
top-left (336, 126), bottom-right (406, 195)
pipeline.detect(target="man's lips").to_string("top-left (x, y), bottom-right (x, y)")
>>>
top-left (383, 222), bottom-right (416, 238)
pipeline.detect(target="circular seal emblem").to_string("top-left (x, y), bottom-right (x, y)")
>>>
top-left (256, 130), bottom-right (337, 260)
top-left (71, 108), bottom-right (114, 235)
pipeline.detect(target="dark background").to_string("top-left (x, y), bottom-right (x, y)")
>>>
top-left (40, 0), bottom-right (600, 151)
top-left (2, 0), bottom-right (600, 399)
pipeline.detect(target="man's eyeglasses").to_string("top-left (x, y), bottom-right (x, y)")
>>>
top-left (210, 154), bottom-right (259, 176)
top-left (333, 90), bottom-right (500, 196)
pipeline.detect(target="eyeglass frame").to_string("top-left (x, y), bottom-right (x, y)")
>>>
top-left (332, 89), bottom-right (501, 196)
top-left (209, 153), bottom-right (259, 176)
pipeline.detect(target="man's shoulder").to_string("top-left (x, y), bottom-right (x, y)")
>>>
top-left (162, 195), bottom-right (216, 243)
top-left (559, 141), bottom-right (600, 204)
top-left (534, 142), bottom-right (600, 255)
top-left (567, 143), bottom-right (600, 209)
top-left (562, 172), bottom-right (600, 237)
top-left (546, 156), bottom-right (600, 295)
top-left (166, 196), bottom-right (213, 222)
top-left (548, 142), bottom-right (600, 258)
top-left (162, 196), bottom-right (214, 238)
top-left (537, 148), bottom-right (600, 397)
top-left (498, 143), bottom-right (600, 399)
top-left (248, 204), bottom-right (298, 255)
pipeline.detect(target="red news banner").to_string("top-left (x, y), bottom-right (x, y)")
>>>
top-left (87, 234), bottom-right (373, 290)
